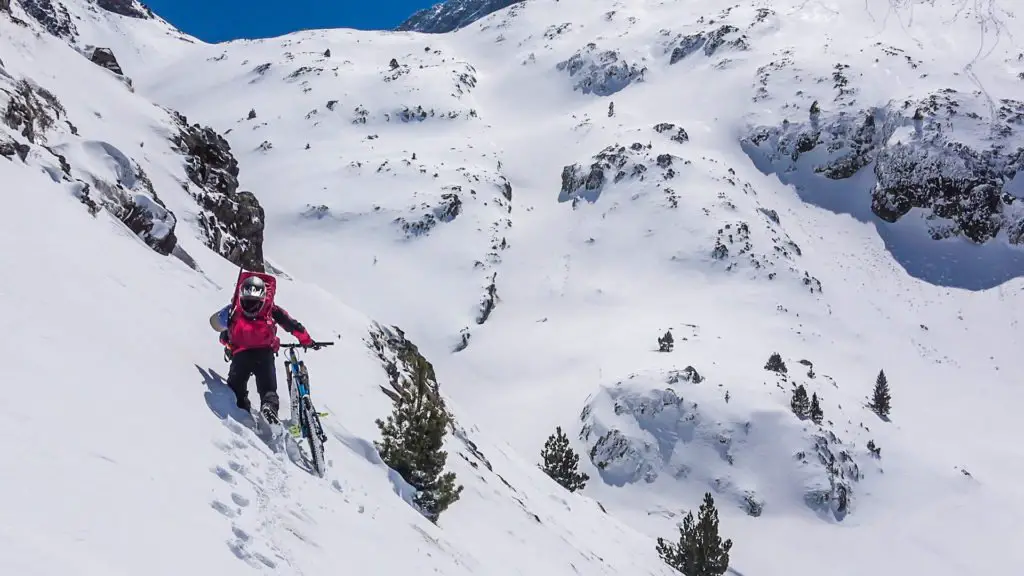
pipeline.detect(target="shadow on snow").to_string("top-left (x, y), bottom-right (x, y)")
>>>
top-left (741, 141), bottom-right (1024, 291)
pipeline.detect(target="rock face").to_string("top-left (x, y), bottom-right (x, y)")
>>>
top-left (396, 0), bottom-right (522, 33)
top-left (1, 0), bottom-right (11, 12)
top-left (171, 111), bottom-right (265, 271)
top-left (744, 90), bottom-right (1024, 245)
top-left (16, 0), bottom-right (77, 41)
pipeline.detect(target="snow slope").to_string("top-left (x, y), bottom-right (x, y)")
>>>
top-left (0, 5), bottom-right (681, 576)
top-left (5, 0), bottom-right (1024, 574)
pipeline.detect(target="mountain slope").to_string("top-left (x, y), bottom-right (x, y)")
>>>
top-left (0, 2), bottom-right (685, 576)
top-left (131, 0), bottom-right (1024, 573)
top-left (5, 0), bottom-right (1024, 574)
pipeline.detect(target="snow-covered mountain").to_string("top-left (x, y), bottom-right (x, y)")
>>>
top-left (397, 0), bottom-right (523, 33)
top-left (3, 0), bottom-right (1024, 574)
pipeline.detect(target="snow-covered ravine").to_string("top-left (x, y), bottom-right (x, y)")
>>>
top-left (3, 0), bottom-right (1024, 574)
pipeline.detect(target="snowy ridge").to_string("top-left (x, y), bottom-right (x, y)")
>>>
top-left (4, 0), bottom-right (1024, 574)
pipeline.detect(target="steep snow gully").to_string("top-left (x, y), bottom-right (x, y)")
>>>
top-left (2, 0), bottom-right (1024, 575)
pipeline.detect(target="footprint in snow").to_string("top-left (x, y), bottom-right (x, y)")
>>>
top-left (231, 526), bottom-right (251, 542)
top-left (231, 492), bottom-right (250, 507)
top-left (211, 500), bottom-right (238, 518)
top-left (212, 465), bottom-right (234, 484)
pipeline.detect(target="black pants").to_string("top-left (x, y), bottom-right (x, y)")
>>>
top-left (226, 348), bottom-right (279, 413)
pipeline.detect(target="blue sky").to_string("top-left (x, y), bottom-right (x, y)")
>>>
top-left (145, 0), bottom-right (440, 43)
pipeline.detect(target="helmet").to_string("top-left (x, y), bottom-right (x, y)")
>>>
top-left (239, 276), bottom-right (267, 317)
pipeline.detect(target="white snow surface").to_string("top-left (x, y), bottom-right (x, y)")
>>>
top-left (3, 0), bottom-right (1024, 574)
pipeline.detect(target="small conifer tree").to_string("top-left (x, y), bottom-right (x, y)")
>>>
top-left (375, 355), bottom-right (463, 523)
top-left (656, 492), bottom-right (733, 576)
top-left (809, 392), bottom-right (823, 425)
top-left (790, 385), bottom-right (810, 418)
top-left (765, 352), bottom-right (787, 373)
top-left (870, 370), bottom-right (891, 418)
top-left (658, 330), bottom-right (674, 352)
top-left (540, 426), bottom-right (589, 492)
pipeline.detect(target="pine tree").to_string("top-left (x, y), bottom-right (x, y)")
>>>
top-left (764, 352), bottom-right (787, 373)
top-left (870, 369), bottom-right (891, 418)
top-left (809, 392), bottom-right (823, 424)
top-left (540, 426), bottom-right (589, 492)
top-left (375, 354), bottom-right (463, 523)
top-left (656, 492), bottom-right (733, 576)
top-left (790, 385), bottom-right (810, 418)
top-left (658, 330), bottom-right (674, 352)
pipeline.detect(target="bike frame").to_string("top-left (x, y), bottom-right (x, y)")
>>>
top-left (280, 342), bottom-right (333, 438)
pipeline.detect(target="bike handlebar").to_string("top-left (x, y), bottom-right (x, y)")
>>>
top-left (280, 341), bottom-right (335, 349)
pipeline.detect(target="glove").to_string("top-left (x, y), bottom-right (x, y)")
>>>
top-left (297, 331), bottom-right (314, 347)
top-left (223, 346), bottom-right (233, 362)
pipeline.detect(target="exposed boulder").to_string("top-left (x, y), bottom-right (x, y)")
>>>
top-left (85, 46), bottom-right (124, 76)
top-left (170, 111), bottom-right (265, 271)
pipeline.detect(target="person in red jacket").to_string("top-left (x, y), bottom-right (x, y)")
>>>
top-left (219, 275), bottom-right (314, 424)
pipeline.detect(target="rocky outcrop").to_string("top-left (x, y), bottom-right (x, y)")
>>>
top-left (17, 0), bottom-right (77, 40)
top-left (394, 192), bottom-right (462, 237)
top-left (559, 139), bottom-right (683, 206)
top-left (744, 90), bottom-right (1024, 245)
top-left (396, 0), bottom-right (522, 33)
top-left (556, 44), bottom-right (647, 96)
top-left (85, 46), bottom-right (124, 76)
top-left (96, 0), bottom-right (151, 19)
top-left (171, 111), bottom-right (265, 271)
top-left (1, 0), bottom-right (11, 12)
top-left (0, 135), bottom-right (30, 160)
top-left (666, 25), bottom-right (750, 64)
top-left (3, 78), bottom-right (65, 143)
top-left (580, 370), bottom-right (862, 520)
top-left (83, 46), bottom-right (133, 89)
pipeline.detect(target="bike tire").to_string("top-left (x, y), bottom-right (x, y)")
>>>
top-left (302, 396), bottom-right (326, 478)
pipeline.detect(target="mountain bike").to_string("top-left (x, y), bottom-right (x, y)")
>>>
top-left (280, 342), bottom-right (334, 477)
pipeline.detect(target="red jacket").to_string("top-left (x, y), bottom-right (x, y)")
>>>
top-left (220, 304), bottom-right (311, 353)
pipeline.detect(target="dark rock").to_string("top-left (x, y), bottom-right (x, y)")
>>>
top-left (17, 0), bottom-right (77, 40)
top-left (170, 111), bottom-right (265, 271)
top-left (247, 108), bottom-right (256, 120)
top-left (476, 272), bottom-right (498, 324)
top-left (86, 47), bottom-right (125, 76)
top-left (0, 0), bottom-right (10, 12)
top-left (323, 48), bottom-right (331, 57)
top-left (396, 0), bottom-right (523, 34)
top-left (96, 0), bottom-right (150, 19)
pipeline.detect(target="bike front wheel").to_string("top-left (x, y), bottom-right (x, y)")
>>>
top-left (301, 396), bottom-right (326, 478)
